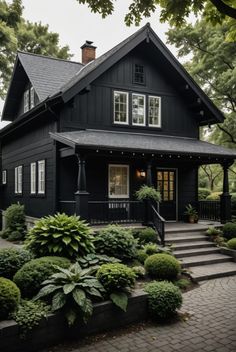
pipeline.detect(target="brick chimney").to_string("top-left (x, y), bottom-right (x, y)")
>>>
top-left (81, 40), bottom-right (96, 65)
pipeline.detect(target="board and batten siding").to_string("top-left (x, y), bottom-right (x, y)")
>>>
top-left (1, 120), bottom-right (56, 218)
top-left (60, 42), bottom-right (198, 139)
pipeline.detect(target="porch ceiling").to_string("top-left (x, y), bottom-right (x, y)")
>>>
top-left (50, 129), bottom-right (236, 161)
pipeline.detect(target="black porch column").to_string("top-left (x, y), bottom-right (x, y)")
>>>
top-left (220, 162), bottom-right (232, 224)
top-left (146, 160), bottom-right (153, 187)
top-left (74, 153), bottom-right (89, 220)
top-left (143, 160), bottom-right (153, 225)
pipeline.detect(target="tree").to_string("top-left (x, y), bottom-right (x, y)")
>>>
top-left (0, 0), bottom-right (71, 99)
top-left (167, 19), bottom-right (236, 149)
top-left (76, 0), bottom-right (236, 38)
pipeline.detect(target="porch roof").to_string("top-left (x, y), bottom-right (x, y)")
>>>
top-left (50, 129), bottom-right (236, 160)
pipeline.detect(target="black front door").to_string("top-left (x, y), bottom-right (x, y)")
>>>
top-left (157, 169), bottom-right (177, 221)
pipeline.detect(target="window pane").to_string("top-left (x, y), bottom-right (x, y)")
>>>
top-left (149, 96), bottom-right (161, 126)
top-left (15, 167), bottom-right (18, 193)
top-left (2, 170), bottom-right (6, 184)
top-left (24, 90), bottom-right (29, 113)
top-left (18, 166), bottom-right (22, 194)
top-left (31, 163), bottom-right (36, 194)
top-left (132, 94), bottom-right (145, 125)
top-left (109, 165), bottom-right (129, 198)
top-left (134, 64), bottom-right (145, 84)
top-left (114, 92), bottom-right (128, 124)
top-left (38, 160), bottom-right (45, 194)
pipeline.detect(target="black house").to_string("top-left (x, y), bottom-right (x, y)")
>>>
top-left (1, 24), bottom-right (236, 232)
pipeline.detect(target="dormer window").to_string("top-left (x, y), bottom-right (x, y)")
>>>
top-left (133, 64), bottom-right (145, 85)
top-left (24, 86), bottom-right (35, 113)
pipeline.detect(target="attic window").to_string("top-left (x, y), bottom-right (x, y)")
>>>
top-left (24, 86), bottom-right (35, 113)
top-left (133, 64), bottom-right (145, 85)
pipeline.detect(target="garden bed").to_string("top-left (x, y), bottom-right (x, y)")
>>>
top-left (219, 247), bottom-right (236, 261)
top-left (0, 289), bottom-right (148, 352)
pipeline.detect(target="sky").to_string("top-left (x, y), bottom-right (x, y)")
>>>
top-left (0, 0), bottom-right (181, 129)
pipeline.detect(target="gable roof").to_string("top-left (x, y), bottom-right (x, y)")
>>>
top-left (2, 52), bottom-right (83, 120)
top-left (60, 23), bottom-right (224, 125)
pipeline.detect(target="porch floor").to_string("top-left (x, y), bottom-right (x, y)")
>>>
top-left (91, 220), bottom-right (221, 232)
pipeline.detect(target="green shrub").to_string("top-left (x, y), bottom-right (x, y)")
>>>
top-left (144, 253), bottom-right (181, 280)
top-left (0, 277), bottom-right (20, 319)
top-left (198, 188), bottom-right (211, 200)
top-left (97, 263), bottom-right (136, 293)
top-left (133, 227), bottom-right (157, 245)
top-left (78, 253), bottom-right (120, 269)
top-left (94, 225), bottom-right (137, 261)
top-left (34, 263), bottom-right (104, 326)
top-left (227, 238), bottom-right (236, 250)
top-left (132, 266), bottom-right (146, 278)
top-left (25, 213), bottom-right (94, 260)
top-left (145, 281), bottom-right (182, 319)
top-left (97, 263), bottom-right (136, 312)
top-left (13, 256), bottom-right (70, 298)
top-left (135, 185), bottom-right (161, 202)
top-left (11, 300), bottom-right (50, 338)
top-left (0, 248), bottom-right (33, 279)
top-left (206, 227), bottom-right (222, 236)
top-left (173, 278), bottom-right (191, 290)
top-left (206, 192), bottom-right (221, 200)
top-left (2, 203), bottom-right (26, 241)
top-left (222, 222), bottom-right (236, 240)
top-left (136, 249), bottom-right (149, 264)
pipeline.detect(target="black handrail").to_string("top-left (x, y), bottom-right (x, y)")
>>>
top-left (150, 203), bottom-right (165, 246)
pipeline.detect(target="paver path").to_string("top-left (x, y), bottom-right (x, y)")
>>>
top-left (0, 237), bottom-right (20, 249)
top-left (47, 276), bottom-right (236, 352)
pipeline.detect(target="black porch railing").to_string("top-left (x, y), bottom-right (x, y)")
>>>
top-left (150, 203), bottom-right (165, 246)
top-left (198, 200), bottom-right (220, 221)
top-left (88, 200), bottom-right (144, 225)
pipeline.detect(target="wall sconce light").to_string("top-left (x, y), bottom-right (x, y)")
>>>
top-left (139, 169), bottom-right (146, 178)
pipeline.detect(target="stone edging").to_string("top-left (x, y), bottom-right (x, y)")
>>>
top-left (0, 289), bottom-right (148, 352)
top-left (220, 247), bottom-right (236, 261)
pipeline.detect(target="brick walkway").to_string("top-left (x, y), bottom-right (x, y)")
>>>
top-left (47, 276), bottom-right (236, 352)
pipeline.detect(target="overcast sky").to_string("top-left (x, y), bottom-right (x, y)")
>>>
top-left (0, 0), bottom-right (180, 129)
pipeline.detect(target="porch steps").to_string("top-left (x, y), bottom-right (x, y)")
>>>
top-left (167, 226), bottom-right (236, 281)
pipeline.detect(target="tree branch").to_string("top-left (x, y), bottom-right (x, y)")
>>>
top-left (210, 0), bottom-right (236, 19)
top-left (217, 124), bottom-right (236, 144)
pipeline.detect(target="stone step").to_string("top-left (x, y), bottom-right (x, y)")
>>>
top-left (179, 253), bottom-right (233, 268)
top-left (189, 262), bottom-right (236, 282)
top-left (165, 234), bottom-right (207, 243)
top-left (172, 241), bottom-right (216, 251)
top-left (165, 223), bottom-right (222, 235)
top-left (174, 247), bottom-right (220, 258)
top-left (165, 231), bottom-right (206, 238)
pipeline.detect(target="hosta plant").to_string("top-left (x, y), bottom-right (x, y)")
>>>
top-left (25, 213), bottom-right (94, 259)
top-left (78, 253), bottom-right (120, 271)
top-left (34, 262), bottom-right (105, 326)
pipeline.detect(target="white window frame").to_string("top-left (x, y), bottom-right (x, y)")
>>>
top-left (2, 170), bottom-right (6, 185)
top-left (108, 164), bottom-right (129, 199)
top-left (113, 91), bottom-right (129, 125)
top-left (30, 162), bottom-right (36, 194)
top-left (15, 166), bottom-right (22, 194)
top-left (24, 90), bottom-right (29, 113)
top-left (132, 93), bottom-right (146, 126)
top-left (148, 96), bottom-right (161, 128)
top-left (38, 160), bottom-right (45, 194)
top-left (30, 86), bottom-right (35, 109)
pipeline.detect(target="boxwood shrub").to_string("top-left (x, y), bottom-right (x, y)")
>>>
top-left (97, 263), bottom-right (136, 293)
top-left (94, 225), bottom-right (137, 261)
top-left (222, 222), bottom-right (236, 240)
top-left (227, 238), bottom-right (236, 250)
top-left (0, 277), bottom-right (20, 319)
top-left (132, 227), bottom-right (157, 245)
top-left (145, 281), bottom-right (182, 319)
top-left (0, 248), bottom-right (33, 279)
top-left (1, 203), bottom-right (26, 241)
top-left (13, 256), bottom-right (70, 298)
top-left (136, 249), bottom-right (149, 264)
top-left (144, 253), bottom-right (181, 280)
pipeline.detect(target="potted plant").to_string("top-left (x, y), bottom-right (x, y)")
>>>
top-left (184, 204), bottom-right (198, 224)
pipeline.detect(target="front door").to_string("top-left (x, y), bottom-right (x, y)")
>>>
top-left (157, 169), bottom-right (177, 221)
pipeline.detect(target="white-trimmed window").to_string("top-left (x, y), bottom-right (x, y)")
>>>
top-left (24, 90), bottom-right (30, 113)
top-left (30, 162), bottom-right (36, 194)
top-left (148, 96), bottom-right (161, 127)
top-left (114, 91), bottom-right (129, 124)
top-left (15, 166), bottom-right (22, 194)
top-left (132, 93), bottom-right (145, 126)
top-left (2, 170), bottom-right (7, 185)
top-left (30, 87), bottom-right (35, 109)
top-left (109, 164), bottom-right (129, 198)
top-left (38, 160), bottom-right (45, 194)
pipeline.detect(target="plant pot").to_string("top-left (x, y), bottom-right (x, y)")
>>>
top-left (189, 216), bottom-right (195, 223)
